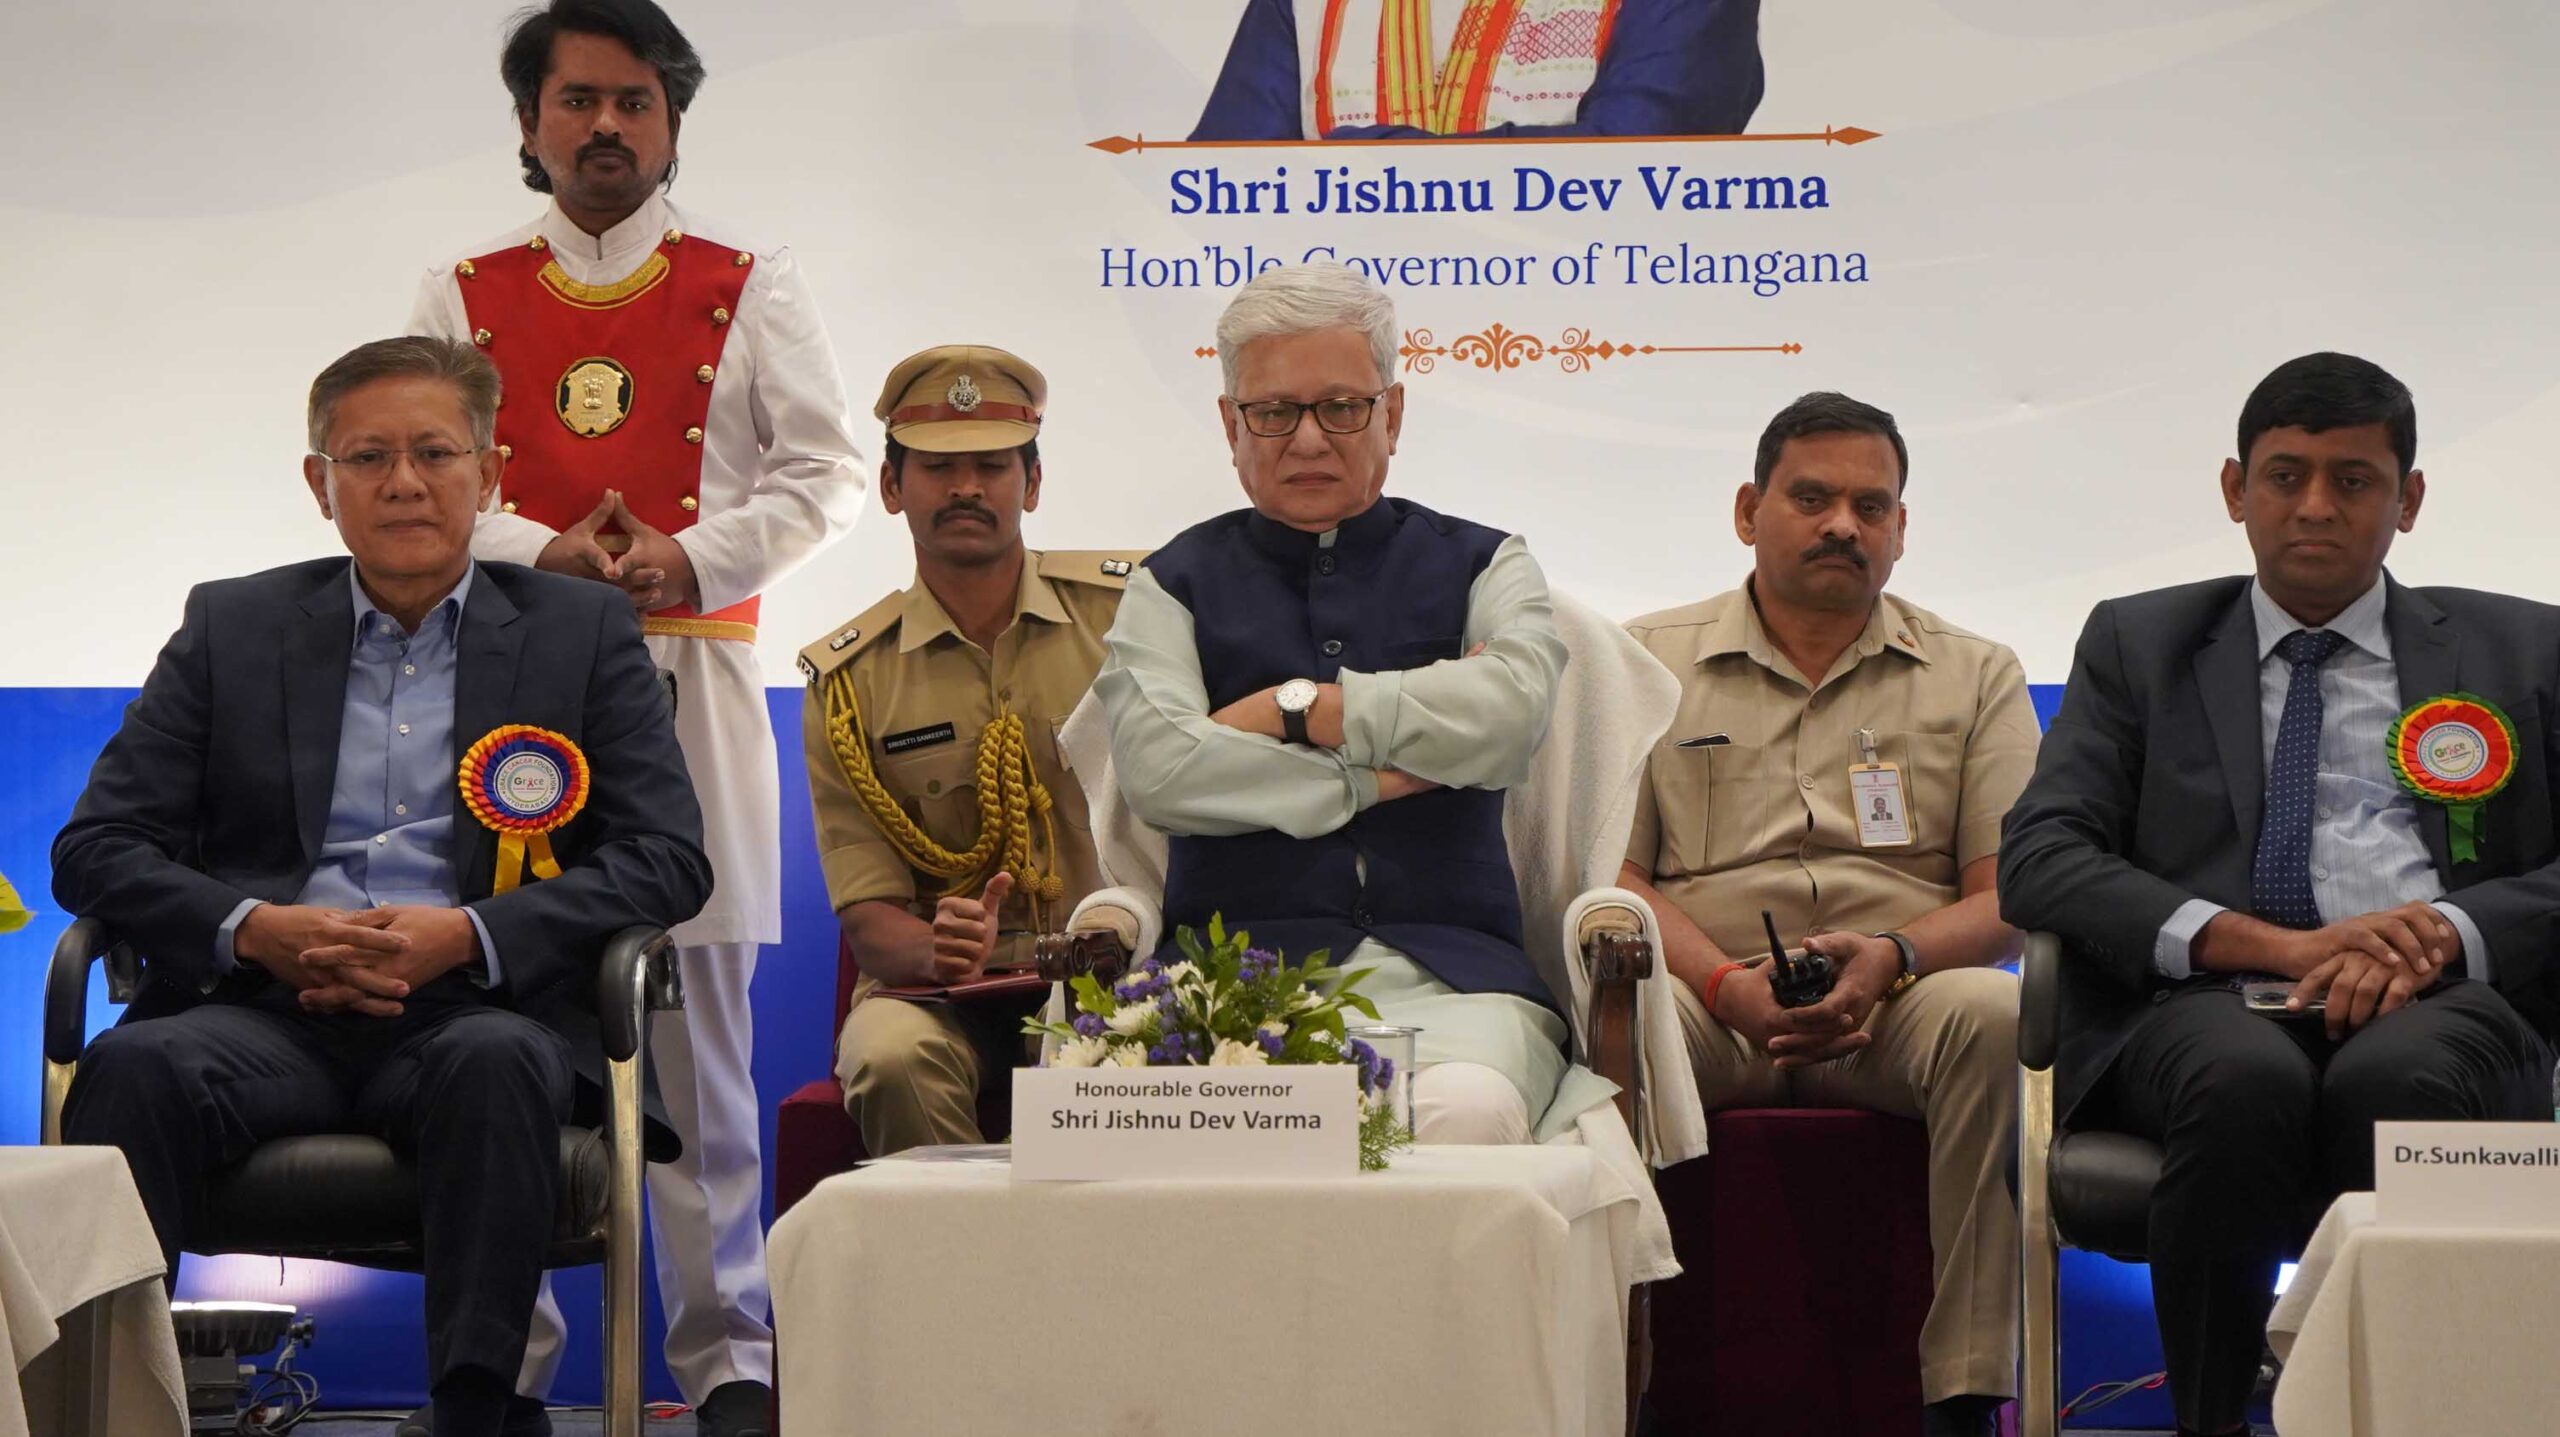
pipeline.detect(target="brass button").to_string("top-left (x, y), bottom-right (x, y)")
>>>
top-left (472, 328), bottom-right (492, 346)
top-left (696, 365), bottom-right (715, 383)
top-left (733, 251), bottom-right (751, 267)
top-left (925, 779), bottom-right (942, 796)
top-left (528, 235), bottom-right (547, 251)
top-left (501, 501), bottom-right (519, 515)
top-left (683, 426), bottom-right (704, 445)
top-left (498, 444), bottom-right (514, 460)
top-left (679, 495), bottom-right (699, 512)
top-left (711, 307), bottom-right (731, 325)
top-left (456, 259), bottom-right (476, 278)
top-left (664, 227), bottom-right (683, 244)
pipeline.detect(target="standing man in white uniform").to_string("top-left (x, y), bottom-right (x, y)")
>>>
top-left (406, 3), bottom-right (865, 1433)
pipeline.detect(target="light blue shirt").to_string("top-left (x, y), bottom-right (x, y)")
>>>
top-left (2154, 578), bottom-right (2488, 980)
top-left (216, 566), bottom-right (500, 985)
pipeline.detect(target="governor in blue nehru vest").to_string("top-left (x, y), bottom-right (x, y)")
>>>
top-left (1094, 262), bottom-right (1604, 1144)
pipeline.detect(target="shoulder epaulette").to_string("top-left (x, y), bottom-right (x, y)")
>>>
top-left (795, 590), bottom-right (906, 683)
top-left (1035, 549), bottom-right (1151, 590)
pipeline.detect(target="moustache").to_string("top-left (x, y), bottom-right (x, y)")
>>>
top-left (935, 503), bottom-right (996, 527)
top-left (578, 138), bottom-right (635, 165)
top-left (1800, 539), bottom-right (1868, 569)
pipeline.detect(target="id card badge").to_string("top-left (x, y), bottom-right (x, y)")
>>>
top-left (1850, 728), bottom-right (1911, 848)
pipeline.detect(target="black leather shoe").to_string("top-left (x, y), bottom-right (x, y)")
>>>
top-left (1921, 1394), bottom-right (2002, 1437)
top-left (696, 1379), bottom-right (775, 1437)
top-left (394, 1397), bottom-right (551, 1437)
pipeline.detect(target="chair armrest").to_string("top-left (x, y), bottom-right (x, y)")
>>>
top-left (44, 919), bottom-right (122, 1066)
top-left (1574, 894), bottom-right (1654, 1138)
top-left (2018, 930), bottom-right (2062, 1073)
top-left (596, 926), bottom-right (679, 1064)
top-left (1033, 888), bottom-right (1160, 985)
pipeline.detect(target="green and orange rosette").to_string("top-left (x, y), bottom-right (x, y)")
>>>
top-left (2387, 694), bottom-right (2516, 864)
top-left (459, 725), bottom-right (591, 893)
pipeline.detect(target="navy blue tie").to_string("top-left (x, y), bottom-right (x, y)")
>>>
top-left (2251, 628), bottom-right (2349, 929)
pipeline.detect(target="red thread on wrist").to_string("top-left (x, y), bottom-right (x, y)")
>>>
top-left (1700, 960), bottom-right (1746, 1019)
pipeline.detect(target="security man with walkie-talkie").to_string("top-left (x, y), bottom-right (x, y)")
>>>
top-left (1614, 392), bottom-right (2042, 1437)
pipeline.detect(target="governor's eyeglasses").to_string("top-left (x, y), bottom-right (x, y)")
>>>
top-left (1231, 391), bottom-right (1389, 438)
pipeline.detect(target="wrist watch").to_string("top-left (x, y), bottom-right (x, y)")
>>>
top-left (1876, 930), bottom-right (1920, 1000)
top-left (1275, 678), bottom-right (1320, 745)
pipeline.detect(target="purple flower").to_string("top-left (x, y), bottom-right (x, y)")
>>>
top-left (1240, 947), bottom-right (1280, 982)
top-left (1071, 1012), bottom-right (1105, 1039)
top-left (1256, 1029), bottom-right (1285, 1058)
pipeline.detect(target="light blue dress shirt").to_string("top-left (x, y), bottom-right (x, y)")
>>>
top-left (216, 566), bottom-right (500, 984)
top-left (2154, 578), bottom-right (2488, 980)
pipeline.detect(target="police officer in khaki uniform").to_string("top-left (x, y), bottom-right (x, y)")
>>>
top-left (798, 346), bottom-right (1142, 1154)
top-left (1615, 394), bottom-right (2042, 1437)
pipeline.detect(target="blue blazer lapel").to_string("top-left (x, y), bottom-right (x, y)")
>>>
top-left (452, 575), bottom-right (527, 899)
top-left (2386, 578), bottom-right (2461, 876)
top-left (2194, 588), bottom-right (2265, 855)
top-left (285, 567), bottom-right (355, 863)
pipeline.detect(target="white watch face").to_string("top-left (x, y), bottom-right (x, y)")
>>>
top-left (1277, 678), bottom-right (1319, 714)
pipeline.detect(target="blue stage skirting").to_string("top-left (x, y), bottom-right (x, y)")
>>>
top-left (0, 682), bottom-right (2175, 1427)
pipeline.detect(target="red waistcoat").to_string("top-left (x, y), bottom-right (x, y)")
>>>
top-left (457, 226), bottom-right (758, 638)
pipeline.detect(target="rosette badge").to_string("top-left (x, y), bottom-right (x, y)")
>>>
top-left (2388, 694), bottom-right (2517, 864)
top-left (459, 725), bottom-right (592, 892)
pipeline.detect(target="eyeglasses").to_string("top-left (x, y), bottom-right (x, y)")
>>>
top-left (1230, 391), bottom-right (1391, 438)
top-left (313, 445), bottom-right (483, 482)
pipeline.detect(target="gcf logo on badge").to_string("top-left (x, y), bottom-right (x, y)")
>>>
top-left (459, 725), bottom-right (592, 892)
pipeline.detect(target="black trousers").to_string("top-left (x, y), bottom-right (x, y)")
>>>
top-left (60, 985), bottom-right (575, 1385)
top-left (2100, 979), bottom-right (2549, 1431)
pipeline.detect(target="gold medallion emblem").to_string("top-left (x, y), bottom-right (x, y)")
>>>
top-left (948, 374), bottom-right (983, 413)
top-left (556, 357), bottom-right (634, 438)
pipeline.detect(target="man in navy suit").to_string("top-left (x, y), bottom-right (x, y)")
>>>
top-left (53, 336), bottom-right (711, 1437)
top-left (2001, 353), bottom-right (2555, 1437)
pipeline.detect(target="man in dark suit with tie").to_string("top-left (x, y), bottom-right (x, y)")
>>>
top-left (2000, 352), bottom-right (2556, 1437)
top-left (52, 335), bottom-right (712, 1437)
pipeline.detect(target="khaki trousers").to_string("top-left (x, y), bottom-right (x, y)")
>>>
top-left (1674, 966), bottom-right (2020, 1402)
top-left (835, 981), bottom-right (1040, 1155)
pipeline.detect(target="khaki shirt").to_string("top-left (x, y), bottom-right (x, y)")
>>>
top-left (1624, 585), bottom-right (2041, 960)
top-left (798, 550), bottom-right (1144, 939)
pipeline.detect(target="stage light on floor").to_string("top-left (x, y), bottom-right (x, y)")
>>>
top-left (169, 1300), bottom-right (317, 1434)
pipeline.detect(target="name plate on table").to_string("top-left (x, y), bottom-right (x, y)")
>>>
top-left (2376, 1121), bottom-right (2560, 1228)
top-left (1011, 1065), bottom-right (1357, 1181)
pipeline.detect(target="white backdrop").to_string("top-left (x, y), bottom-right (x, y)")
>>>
top-left (4, 0), bottom-right (2556, 687)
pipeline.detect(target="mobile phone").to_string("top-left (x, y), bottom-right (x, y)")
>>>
top-left (2241, 980), bottom-right (2321, 1015)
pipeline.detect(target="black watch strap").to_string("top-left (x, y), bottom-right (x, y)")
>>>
top-left (1281, 705), bottom-right (1310, 746)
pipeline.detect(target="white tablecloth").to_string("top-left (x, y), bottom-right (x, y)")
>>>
top-left (0, 1147), bottom-right (185, 1437)
top-left (2269, 1191), bottom-right (2560, 1436)
top-left (772, 1145), bottom-right (1645, 1436)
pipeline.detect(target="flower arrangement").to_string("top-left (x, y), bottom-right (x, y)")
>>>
top-left (1027, 916), bottom-right (1413, 1170)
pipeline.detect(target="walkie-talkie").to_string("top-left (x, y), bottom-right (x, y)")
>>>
top-left (1762, 909), bottom-right (1836, 1010)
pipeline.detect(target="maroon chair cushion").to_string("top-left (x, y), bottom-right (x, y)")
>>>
top-left (775, 1080), bottom-right (861, 1218)
top-left (1647, 1109), bottom-right (1939, 1436)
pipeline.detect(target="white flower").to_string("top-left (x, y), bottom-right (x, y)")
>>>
top-left (1208, 1038), bottom-right (1271, 1066)
top-left (1105, 1004), bottom-right (1156, 1037)
top-left (1051, 1035), bottom-right (1111, 1068)
top-left (1257, 1020), bottom-right (1288, 1039)
top-left (1107, 1045), bottom-right (1151, 1068)
top-left (1290, 988), bottom-right (1325, 1013)
top-left (1159, 961), bottom-right (1201, 987)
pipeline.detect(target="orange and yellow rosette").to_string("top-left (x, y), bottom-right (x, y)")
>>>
top-left (458, 725), bottom-right (591, 894)
top-left (2387, 694), bottom-right (2516, 865)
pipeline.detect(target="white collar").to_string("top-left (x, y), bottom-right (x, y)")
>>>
top-left (2249, 574), bottom-right (2390, 663)
top-left (534, 192), bottom-right (673, 268)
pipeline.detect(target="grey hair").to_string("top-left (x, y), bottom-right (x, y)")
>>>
top-left (1215, 263), bottom-right (1399, 394)
top-left (306, 336), bottom-right (502, 453)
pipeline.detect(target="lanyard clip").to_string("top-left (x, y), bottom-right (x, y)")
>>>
top-left (1855, 726), bottom-right (1880, 767)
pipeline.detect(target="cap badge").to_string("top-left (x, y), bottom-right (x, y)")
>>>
top-left (948, 374), bottom-right (983, 413)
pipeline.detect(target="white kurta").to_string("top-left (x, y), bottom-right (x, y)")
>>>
top-left (411, 193), bottom-right (868, 945)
